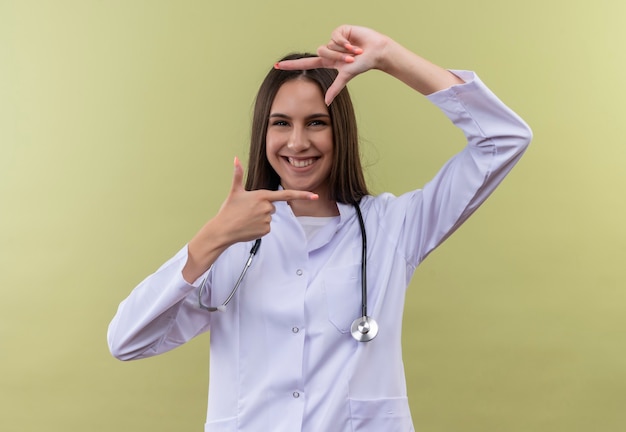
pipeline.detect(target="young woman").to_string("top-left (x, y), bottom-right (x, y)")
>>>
top-left (108, 25), bottom-right (532, 432)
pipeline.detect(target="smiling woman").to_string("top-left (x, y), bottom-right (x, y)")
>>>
top-left (246, 52), bottom-right (369, 208)
top-left (107, 25), bottom-right (531, 432)
top-left (266, 79), bottom-right (335, 214)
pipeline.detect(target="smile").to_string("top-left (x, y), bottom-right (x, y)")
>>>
top-left (286, 157), bottom-right (318, 168)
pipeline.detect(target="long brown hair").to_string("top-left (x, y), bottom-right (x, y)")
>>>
top-left (245, 53), bottom-right (368, 204)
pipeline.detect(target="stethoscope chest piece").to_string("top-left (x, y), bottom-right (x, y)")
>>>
top-left (350, 316), bottom-right (378, 342)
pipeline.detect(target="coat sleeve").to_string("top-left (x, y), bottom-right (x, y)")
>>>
top-left (377, 70), bottom-right (532, 269)
top-left (107, 246), bottom-right (212, 361)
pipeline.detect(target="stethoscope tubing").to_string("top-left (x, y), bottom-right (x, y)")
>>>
top-left (351, 202), bottom-right (378, 342)
top-left (198, 239), bottom-right (261, 312)
top-left (354, 203), bottom-right (368, 319)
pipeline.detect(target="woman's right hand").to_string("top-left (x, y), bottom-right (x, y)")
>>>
top-left (182, 157), bottom-right (318, 283)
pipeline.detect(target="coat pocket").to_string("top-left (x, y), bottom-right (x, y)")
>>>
top-left (323, 264), bottom-right (361, 333)
top-left (349, 397), bottom-right (414, 431)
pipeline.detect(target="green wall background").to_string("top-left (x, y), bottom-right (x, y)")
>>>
top-left (1, 0), bottom-right (625, 431)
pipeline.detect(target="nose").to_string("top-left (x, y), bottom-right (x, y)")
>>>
top-left (287, 126), bottom-right (310, 152)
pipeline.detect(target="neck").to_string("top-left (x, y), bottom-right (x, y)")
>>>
top-left (289, 197), bottom-right (339, 217)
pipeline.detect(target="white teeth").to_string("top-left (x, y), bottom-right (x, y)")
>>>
top-left (288, 157), bottom-right (315, 168)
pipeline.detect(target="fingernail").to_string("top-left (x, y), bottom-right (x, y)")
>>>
top-left (310, 194), bottom-right (319, 200)
top-left (274, 62), bottom-right (280, 69)
top-left (344, 55), bottom-right (355, 63)
top-left (345, 43), bottom-right (354, 50)
top-left (353, 48), bottom-right (363, 55)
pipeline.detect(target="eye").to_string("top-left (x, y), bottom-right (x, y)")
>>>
top-left (270, 120), bottom-right (289, 127)
top-left (309, 119), bottom-right (328, 127)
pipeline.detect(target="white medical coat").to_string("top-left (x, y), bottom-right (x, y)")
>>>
top-left (108, 71), bottom-right (532, 431)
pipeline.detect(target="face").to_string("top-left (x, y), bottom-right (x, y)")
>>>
top-left (266, 78), bottom-right (333, 197)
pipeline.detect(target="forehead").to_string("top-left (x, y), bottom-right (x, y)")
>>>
top-left (271, 78), bottom-right (327, 112)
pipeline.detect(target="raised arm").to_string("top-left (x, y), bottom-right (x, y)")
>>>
top-left (278, 25), bottom-right (532, 268)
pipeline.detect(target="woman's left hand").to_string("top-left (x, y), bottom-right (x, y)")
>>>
top-left (275, 25), bottom-right (391, 105)
top-left (276, 24), bottom-right (464, 102)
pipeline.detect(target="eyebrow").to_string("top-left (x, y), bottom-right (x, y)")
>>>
top-left (269, 113), bottom-right (330, 120)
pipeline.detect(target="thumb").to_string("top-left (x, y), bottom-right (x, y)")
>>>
top-left (230, 156), bottom-right (245, 194)
top-left (325, 73), bottom-right (350, 106)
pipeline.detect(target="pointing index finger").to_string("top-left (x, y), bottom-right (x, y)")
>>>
top-left (275, 57), bottom-right (324, 71)
top-left (263, 189), bottom-right (319, 203)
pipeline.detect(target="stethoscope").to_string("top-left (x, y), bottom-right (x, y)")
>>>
top-left (198, 202), bottom-right (378, 342)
